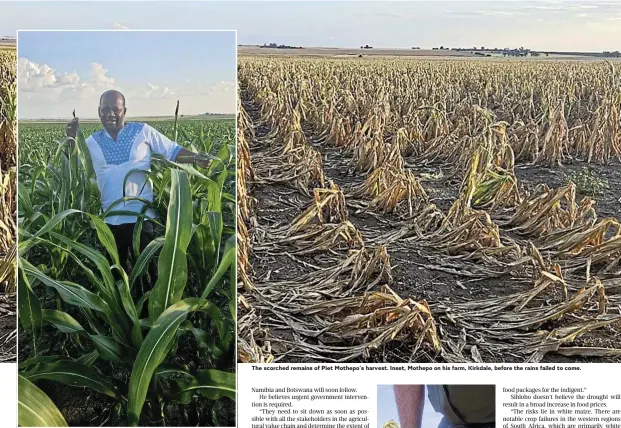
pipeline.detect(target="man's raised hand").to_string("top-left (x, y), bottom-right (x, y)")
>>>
top-left (66, 117), bottom-right (79, 139)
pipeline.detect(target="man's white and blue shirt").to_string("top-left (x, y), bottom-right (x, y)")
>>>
top-left (85, 122), bottom-right (183, 225)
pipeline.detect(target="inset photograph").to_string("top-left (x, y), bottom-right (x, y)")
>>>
top-left (0, 35), bottom-right (15, 363)
top-left (378, 384), bottom-right (496, 428)
top-left (17, 30), bottom-right (237, 427)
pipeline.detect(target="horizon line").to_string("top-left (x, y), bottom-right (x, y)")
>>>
top-left (238, 44), bottom-right (618, 54)
top-left (4, 38), bottom-right (617, 54)
top-left (18, 113), bottom-right (235, 120)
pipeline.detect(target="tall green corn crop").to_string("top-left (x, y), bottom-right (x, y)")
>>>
top-left (18, 114), bottom-right (236, 426)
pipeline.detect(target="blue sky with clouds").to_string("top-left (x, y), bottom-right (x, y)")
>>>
top-left (18, 31), bottom-right (235, 86)
top-left (17, 30), bottom-right (236, 119)
top-left (1, 1), bottom-right (621, 52)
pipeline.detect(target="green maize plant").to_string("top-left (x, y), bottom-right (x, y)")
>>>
top-left (18, 110), bottom-right (236, 426)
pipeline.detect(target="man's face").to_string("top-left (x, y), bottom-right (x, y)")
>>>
top-left (99, 94), bottom-right (126, 133)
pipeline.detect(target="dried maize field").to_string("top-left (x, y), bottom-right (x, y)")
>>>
top-left (0, 49), bottom-right (16, 363)
top-left (237, 57), bottom-right (621, 364)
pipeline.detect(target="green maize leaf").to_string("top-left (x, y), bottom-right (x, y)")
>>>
top-left (170, 370), bottom-right (235, 403)
top-left (155, 365), bottom-right (197, 403)
top-left (76, 350), bottom-right (99, 367)
top-left (27, 234), bottom-right (105, 298)
top-left (189, 222), bottom-right (217, 286)
top-left (48, 232), bottom-right (118, 299)
top-left (24, 360), bottom-right (120, 399)
top-left (127, 298), bottom-right (222, 426)
top-left (214, 165), bottom-right (229, 197)
top-left (53, 137), bottom-right (75, 163)
top-left (129, 237), bottom-right (165, 289)
top-left (136, 290), bottom-right (152, 316)
top-left (18, 209), bottom-right (82, 255)
top-left (41, 309), bottom-right (84, 334)
top-left (222, 192), bottom-right (235, 203)
top-left (17, 266), bottom-right (42, 334)
top-left (18, 375), bottom-right (68, 427)
top-left (21, 259), bottom-right (110, 314)
top-left (148, 169), bottom-right (193, 322)
top-left (22, 212), bottom-right (46, 233)
top-left (19, 356), bottom-right (71, 370)
top-left (201, 234), bottom-right (236, 301)
top-left (113, 269), bottom-right (143, 348)
top-left (24, 250), bottom-right (128, 344)
top-left (155, 363), bottom-right (194, 380)
top-left (76, 128), bottom-right (96, 181)
top-left (86, 214), bottom-right (120, 267)
top-left (139, 318), bottom-right (153, 329)
top-left (88, 334), bottom-right (137, 364)
top-left (102, 196), bottom-right (154, 220)
top-left (162, 157), bottom-right (211, 180)
top-left (193, 369), bottom-right (235, 400)
top-left (18, 181), bottom-right (33, 215)
top-left (131, 208), bottom-right (148, 260)
top-left (47, 232), bottom-right (132, 341)
top-left (207, 211), bottom-right (224, 266)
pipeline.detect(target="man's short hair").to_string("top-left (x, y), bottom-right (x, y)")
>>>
top-left (100, 90), bottom-right (126, 106)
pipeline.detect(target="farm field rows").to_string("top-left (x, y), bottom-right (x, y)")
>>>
top-left (18, 118), bottom-right (237, 426)
top-left (0, 49), bottom-right (16, 363)
top-left (238, 57), bottom-right (621, 364)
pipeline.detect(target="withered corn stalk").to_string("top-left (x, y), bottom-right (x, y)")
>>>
top-left (238, 55), bottom-right (621, 364)
top-left (349, 165), bottom-right (430, 218)
top-left (288, 182), bottom-right (348, 234)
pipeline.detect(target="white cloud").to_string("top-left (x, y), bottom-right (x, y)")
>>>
top-left (89, 63), bottom-right (116, 87)
top-left (18, 58), bottom-right (235, 119)
top-left (18, 58), bottom-right (68, 91)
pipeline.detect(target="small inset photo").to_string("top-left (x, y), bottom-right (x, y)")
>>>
top-left (17, 30), bottom-right (237, 427)
top-left (378, 384), bottom-right (496, 428)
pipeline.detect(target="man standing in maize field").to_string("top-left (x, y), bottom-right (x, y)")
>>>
top-left (65, 89), bottom-right (211, 274)
top-left (394, 385), bottom-right (495, 428)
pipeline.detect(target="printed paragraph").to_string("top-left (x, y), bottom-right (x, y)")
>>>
top-left (250, 386), bottom-right (371, 428)
top-left (502, 387), bottom-right (621, 428)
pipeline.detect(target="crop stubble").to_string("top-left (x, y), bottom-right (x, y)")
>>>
top-left (238, 57), bottom-right (621, 364)
top-left (0, 49), bottom-right (16, 363)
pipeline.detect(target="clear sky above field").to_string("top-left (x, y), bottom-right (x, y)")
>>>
top-left (0, 1), bottom-right (620, 53)
top-left (17, 31), bottom-right (236, 119)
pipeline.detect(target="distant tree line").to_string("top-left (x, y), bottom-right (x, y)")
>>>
top-left (422, 45), bottom-right (621, 58)
top-left (260, 42), bottom-right (303, 49)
